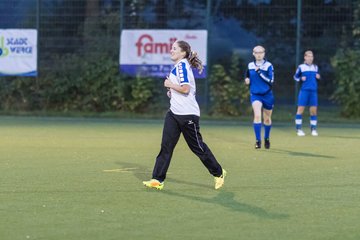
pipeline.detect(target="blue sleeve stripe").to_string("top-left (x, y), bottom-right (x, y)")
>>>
top-left (268, 65), bottom-right (274, 83)
top-left (178, 62), bottom-right (189, 84)
top-left (259, 65), bottom-right (274, 83)
top-left (259, 73), bottom-right (272, 82)
top-left (171, 67), bottom-right (177, 76)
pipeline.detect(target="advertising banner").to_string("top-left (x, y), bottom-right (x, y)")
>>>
top-left (120, 29), bottom-right (207, 78)
top-left (0, 29), bottom-right (37, 77)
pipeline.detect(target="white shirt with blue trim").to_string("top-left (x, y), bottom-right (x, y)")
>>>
top-left (169, 59), bottom-right (200, 116)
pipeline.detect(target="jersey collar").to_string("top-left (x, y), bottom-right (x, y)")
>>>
top-left (254, 59), bottom-right (267, 67)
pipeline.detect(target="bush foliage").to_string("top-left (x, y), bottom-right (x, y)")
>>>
top-left (209, 53), bottom-right (250, 116)
top-left (331, 0), bottom-right (360, 118)
top-left (0, 53), bottom-right (157, 113)
top-left (331, 49), bottom-right (360, 117)
top-left (0, 52), bottom-right (253, 116)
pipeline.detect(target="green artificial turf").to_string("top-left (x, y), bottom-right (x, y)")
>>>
top-left (0, 116), bottom-right (359, 240)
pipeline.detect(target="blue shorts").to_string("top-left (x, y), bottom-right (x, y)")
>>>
top-left (298, 90), bottom-right (318, 107)
top-left (250, 92), bottom-right (274, 110)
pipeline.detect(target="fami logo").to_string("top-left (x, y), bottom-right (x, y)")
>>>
top-left (135, 34), bottom-right (177, 57)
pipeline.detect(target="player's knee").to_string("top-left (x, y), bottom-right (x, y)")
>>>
top-left (254, 115), bottom-right (261, 122)
top-left (264, 118), bottom-right (271, 125)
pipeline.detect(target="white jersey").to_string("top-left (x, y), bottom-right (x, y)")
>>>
top-left (168, 59), bottom-right (200, 116)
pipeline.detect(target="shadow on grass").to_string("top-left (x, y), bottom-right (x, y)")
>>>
top-left (115, 160), bottom-right (211, 189)
top-left (269, 148), bottom-right (335, 159)
top-left (115, 161), bottom-right (151, 181)
top-left (166, 177), bottom-right (213, 189)
top-left (160, 190), bottom-right (289, 220)
top-left (322, 135), bottom-right (360, 140)
top-left (116, 161), bottom-right (289, 220)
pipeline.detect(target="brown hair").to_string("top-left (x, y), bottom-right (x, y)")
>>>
top-left (176, 40), bottom-right (204, 74)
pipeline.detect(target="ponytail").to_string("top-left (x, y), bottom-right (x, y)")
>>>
top-left (188, 51), bottom-right (204, 74)
top-left (176, 40), bottom-right (204, 74)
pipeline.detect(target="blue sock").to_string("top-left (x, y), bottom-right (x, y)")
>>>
top-left (310, 115), bottom-right (317, 130)
top-left (253, 123), bottom-right (262, 141)
top-left (264, 124), bottom-right (272, 140)
top-left (295, 114), bottom-right (302, 130)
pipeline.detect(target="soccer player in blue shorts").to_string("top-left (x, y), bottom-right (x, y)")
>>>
top-left (245, 45), bottom-right (274, 149)
top-left (294, 50), bottom-right (321, 136)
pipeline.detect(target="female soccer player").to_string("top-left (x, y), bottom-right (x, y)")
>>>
top-left (294, 50), bottom-right (321, 136)
top-left (143, 40), bottom-right (226, 190)
top-left (245, 45), bottom-right (274, 149)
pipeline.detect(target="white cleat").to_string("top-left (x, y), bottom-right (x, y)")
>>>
top-left (311, 129), bottom-right (318, 136)
top-left (297, 129), bottom-right (306, 136)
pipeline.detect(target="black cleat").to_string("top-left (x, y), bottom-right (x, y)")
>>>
top-left (264, 138), bottom-right (270, 149)
top-left (255, 140), bottom-right (261, 149)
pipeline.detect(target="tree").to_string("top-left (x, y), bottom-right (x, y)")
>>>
top-left (330, 0), bottom-right (360, 118)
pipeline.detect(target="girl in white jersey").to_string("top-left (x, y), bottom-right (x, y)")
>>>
top-left (143, 40), bottom-right (226, 190)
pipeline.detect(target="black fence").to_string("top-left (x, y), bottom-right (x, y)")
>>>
top-left (0, 0), bottom-right (355, 109)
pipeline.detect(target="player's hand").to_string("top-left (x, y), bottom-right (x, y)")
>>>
top-left (245, 78), bottom-right (250, 85)
top-left (301, 76), bottom-right (306, 81)
top-left (167, 89), bottom-right (171, 98)
top-left (164, 78), bottom-right (172, 88)
top-left (316, 73), bottom-right (321, 79)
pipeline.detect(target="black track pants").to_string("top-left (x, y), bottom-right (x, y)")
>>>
top-left (152, 110), bottom-right (223, 182)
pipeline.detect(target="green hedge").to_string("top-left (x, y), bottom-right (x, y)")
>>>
top-left (0, 52), bottom-right (252, 117)
top-left (209, 53), bottom-right (250, 116)
top-left (0, 53), bottom-right (158, 113)
top-left (331, 0), bottom-right (360, 118)
top-left (331, 49), bottom-right (360, 118)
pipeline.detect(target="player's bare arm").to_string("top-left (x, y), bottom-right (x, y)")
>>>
top-left (164, 78), bottom-right (190, 94)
